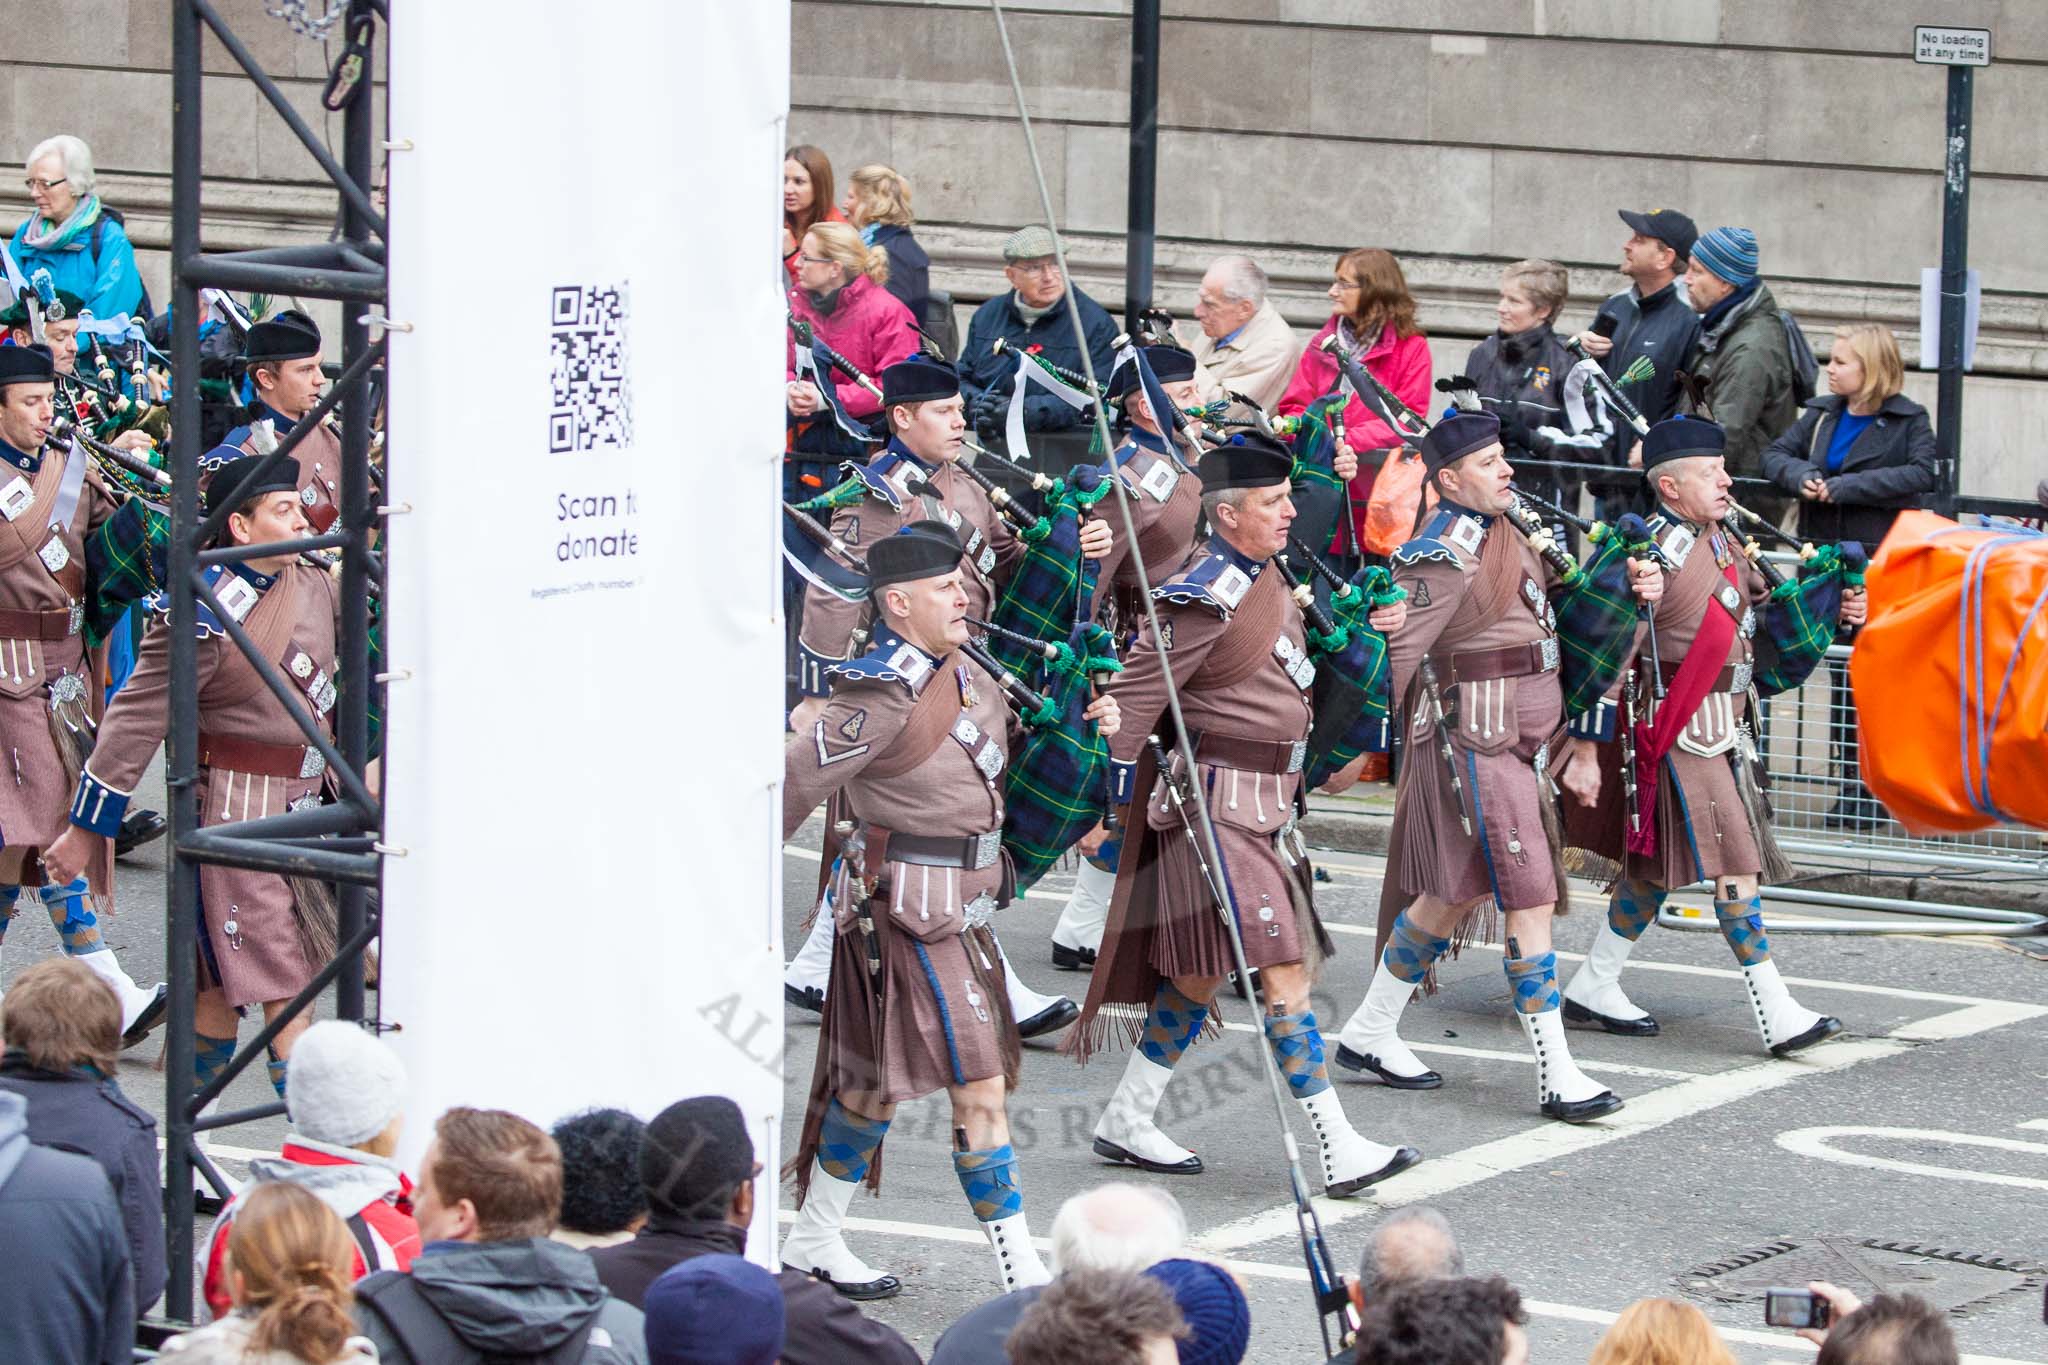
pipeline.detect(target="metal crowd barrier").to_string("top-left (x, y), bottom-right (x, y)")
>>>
top-left (1657, 554), bottom-right (2046, 938)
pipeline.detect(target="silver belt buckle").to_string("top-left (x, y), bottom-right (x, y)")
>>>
top-left (1539, 637), bottom-right (1560, 672)
top-left (1731, 660), bottom-right (1753, 694)
top-left (1286, 739), bottom-right (1306, 774)
top-left (971, 830), bottom-right (1002, 869)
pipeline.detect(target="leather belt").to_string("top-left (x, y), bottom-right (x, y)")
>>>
top-left (198, 732), bottom-right (327, 781)
top-left (1442, 638), bottom-right (1559, 684)
top-left (1190, 731), bottom-right (1307, 775)
top-left (0, 607), bottom-right (78, 641)
top-left (870, 825), bottom-right (1004, 871)
top-left (1655, 660), bottom-right (1753, 694)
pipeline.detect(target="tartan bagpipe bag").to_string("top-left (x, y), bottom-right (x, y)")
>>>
top-left (982, 463), bottom-right (1111, 677)
top-left (1752, 540), bottom-right (1865, 697)
top-left (1303, 563), bottom-right (1401, 789)
top-left (1285, 393), bottom-right (1353, 559)
top-left (1554, 529), bottom-right (1644, 719)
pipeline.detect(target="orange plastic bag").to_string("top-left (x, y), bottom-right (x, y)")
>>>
top-left (1361, 445), bottom-right (1427, 556)
top-left (1850, 510), bottom-right (2048, 834)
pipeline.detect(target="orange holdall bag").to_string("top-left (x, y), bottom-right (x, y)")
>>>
top-left (1850, 510), bottom-right (2048, 834)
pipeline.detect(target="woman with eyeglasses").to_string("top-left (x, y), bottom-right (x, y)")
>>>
top-left (10, 134), bottom-right (147, 320)
top-left (1277, 247), bottom-right (1433, 560)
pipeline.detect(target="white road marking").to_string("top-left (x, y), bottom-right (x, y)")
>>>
top-left (1192, 997), bottom-right (2047, 1255)
top-left (1208, 1019), bottom-right (1698, 1080)
top-left (786, 840), bottom-right (2036, 1011)
top-left (774, 1210), bottom-right (2044, 1365)
top-left (2019, 1119), bottom-right (2048, 1132)
top-left (1774, 1126), bottom-right (2048, 1192)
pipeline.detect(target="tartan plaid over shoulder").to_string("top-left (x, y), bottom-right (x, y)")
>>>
top-left (1554, 532), bottom-right (1642, 718)
top-left (1304, 564), bottom-right (1397, 788)
top-left (83, 497), bottom-right (169, 646)
top-left (1001, 621), bottom-right (1118, 889)
top-left (983, 464), bottom-right (1110, 676)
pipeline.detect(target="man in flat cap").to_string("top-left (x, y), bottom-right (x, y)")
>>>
top-left (956, 225), bottom-right (1120, 468)
top-left (0, 342), bottom-right (165, 1045)
top-left (1066, 434), bottom-right (1420, 1199)
top-left (1333, 411), bottom-right (1658, 1122)
top-left (224, 309), bottom-right (341, 532)
top-left (781, 521), bottom-right (1120, 1300)
top-left (46, 451), bottom-right (349, 1102)
top-left (786, 354), bottom-right (1104, 1040)
top-left (1556, 416), bottom-right (1852, 1057)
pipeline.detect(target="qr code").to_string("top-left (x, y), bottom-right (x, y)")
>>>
top-left (548, 282), bottom-right (633, 453)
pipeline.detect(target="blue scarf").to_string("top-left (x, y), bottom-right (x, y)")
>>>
top-left (1700, 277), bottom-right (1760, 335)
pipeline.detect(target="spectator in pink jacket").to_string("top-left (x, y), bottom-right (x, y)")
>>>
top-left (784, 221), bottom-right (923, 492)
top-left (1278, 247), bottom-right (1433, 553)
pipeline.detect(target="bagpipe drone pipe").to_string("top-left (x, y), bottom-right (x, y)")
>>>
top-left (1719, 504), bottom-right (1867, 697)
top-left (1274, 546), bottom-right (1404, 788)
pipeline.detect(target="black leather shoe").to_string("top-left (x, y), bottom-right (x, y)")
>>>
top-left (1091, 1137), bottom-right (1204, 1175)
top-left (787, 1264), bottom-right (901, 1301)
top-left (1769, 1014), bottom-right (1843, 1057)
top-left (1051, 941), bottom-right (1096, 971)
top-left (121, 984), bottom-right (169, 1049)
top-left (1017, 997), bottom-right (1079, 1039)
top-left (1333, 1042), bottom-right (1442, 1090)
top-left (1541, 1088), bottom-right (1624, 1123)
top-left (1326, 1145), bottom-right (1423, 1198)
top-left (115, 809), bottom-right (167, 858)
top-left (783, 983), bottom-right (824, 1015)
top-left (1562, 997), bottom-right (1661, 1037)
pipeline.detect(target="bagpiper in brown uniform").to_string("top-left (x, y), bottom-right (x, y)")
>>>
top-left (785, 356), bottom-right (1109, 1040)
top-left (1067, 434), bottom-right (1420, 1198)
top-left (218, 310), bottom-right (342, 534)
top-left (1332, 412), bottom-right (1652, 1122)
top-left (0, 342), bottom-right (165, 1044)
top-left (1050, 344), bottom-right (1209, 973)
top-left (46, 454), bottom-right (343, 1102)
top-left (1557, 416), bottom-right (1851, 1056)
top-left (780, 521), bottom-right (1120, 1299)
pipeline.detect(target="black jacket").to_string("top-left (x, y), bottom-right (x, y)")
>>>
top-left (871, 224), bottom-right (931, 328)
top-left (1759, 392), bottom-right (1937, 551)
top-left (355, 1237), bottom-right (645, 1363)
top-left (0, 1055), bottom-right (164, 1312)
top-left (1587, 280), bottom-right (1701, 487)
top-left (1462, 324), bottom-right (1608, 486)
top-left (587, 1218), bottom-right (920, 1365)
top-left (958, 288), bottom-right (1120, 435)
top-left (0, 1090), bottom-right (134, 1364)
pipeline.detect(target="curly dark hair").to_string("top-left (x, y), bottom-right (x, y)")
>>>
top-left (551, 1107), bottom-right (648, 1236)
top-left (1356, 1275), bottom-right (1526, 1365)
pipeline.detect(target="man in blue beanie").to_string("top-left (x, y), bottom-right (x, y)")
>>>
top-left (1681, 226), bottom-right (1800, 526)
top-left (643, 1254), bottom-right (785, 1365)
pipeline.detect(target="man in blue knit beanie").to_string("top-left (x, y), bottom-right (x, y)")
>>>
top-left (1681, 226), bottom-right (1799, 525)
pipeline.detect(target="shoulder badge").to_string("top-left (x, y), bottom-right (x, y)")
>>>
top-left (1407, 578), bottom-right (1432, 609)
top-left (838, 709), bottom-right (866, 742)
top-left (1658, 522), bottom-right (1696, 570)
top-left (1133, 455), bottom-right (1180, 503)
top-left (166, 564), bottom-right (260, 640)
top-left (1153, 552), bottom-right (1254, 617)
top-left (1443, 514), bottom-right (1485, 555)
top-left (1157, 618), bottom-right (1174, 650)
top-left (824, 639), bottom-right (936, 692)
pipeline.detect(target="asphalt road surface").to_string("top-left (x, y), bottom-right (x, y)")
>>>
top-left (7, 762), bottom-right (2043, 1362)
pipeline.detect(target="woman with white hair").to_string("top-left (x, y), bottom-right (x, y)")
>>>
top-left (10, 134), bottom-right (146, 319)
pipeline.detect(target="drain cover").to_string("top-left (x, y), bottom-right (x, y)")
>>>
top-left (1681, 1237), bottom-right (2042, 1318)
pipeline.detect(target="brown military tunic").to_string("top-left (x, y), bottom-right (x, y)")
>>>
top-left (1089, 435), bottom-right (1202, 630)
top-left (1565, 512), bottom-right (1776, 888)
top-left (71, 562), bottom-right (340, 1006)
top-left (1383, 503), bottom-right (1568, 927)
top-left (231, 403), bottom-right (342, 533)
top-left (1067, 537), bottom-right (1333, 1059)
top-left (0, 436), bottom-right (119, 876)
top-left (783, 626), bottom-right (1022, 1109)
top-left (795, 443), bottom-right (1021, 695)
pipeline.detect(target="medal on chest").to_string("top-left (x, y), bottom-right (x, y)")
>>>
top-left (956, 663), bottom-right (979, 708)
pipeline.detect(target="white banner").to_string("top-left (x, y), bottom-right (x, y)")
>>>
top-left (384, 3), bottom-right (789, 1257)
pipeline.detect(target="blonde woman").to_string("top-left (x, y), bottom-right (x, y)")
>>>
top-left (841, 164), bottom-right (930, 322)
top-left (1761, 322), bottom-right (1933, 832)
top-left (157, 1182), bottom-right (378, 1363)
top-left (784, 221), bottom-right (919, 470)
top-left (1762, 322), bottom-right (1936, 553)
top-left (1588, 1297), bottom-right (1738, 1365)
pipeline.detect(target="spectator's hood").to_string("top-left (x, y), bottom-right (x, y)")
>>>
top-left (408, 1236), bottom-right (610, 1353)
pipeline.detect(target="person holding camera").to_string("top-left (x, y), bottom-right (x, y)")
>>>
top-left (1783, 1283), bottom-right (1959, 1365)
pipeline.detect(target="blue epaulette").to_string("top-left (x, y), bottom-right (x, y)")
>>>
top-left (852, 452), bottom-right (934, 511)
top-left (825, 635), bottom-right (937, 692)
top-left (148, 564), bottom-right (259, 640)
top-left (210, 428), bottom-right (251, 470)
top-left (1392, 504), bottom-right (1486, 569)
top-left (1152, 548), bottom-right (1258, 617)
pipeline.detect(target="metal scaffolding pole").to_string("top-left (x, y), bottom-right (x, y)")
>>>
top-left (161, 0), bottom-right (387, 1322)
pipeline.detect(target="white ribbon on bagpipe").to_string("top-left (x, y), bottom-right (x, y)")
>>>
top-left (792, 340), bottom-right (880, 445)
top-left (1005, 348), bottom-right (1092, 466)
top-left (0, 240), bottom-right (27, 301)
top-left (1543, 356), bottom-right (1622, 450)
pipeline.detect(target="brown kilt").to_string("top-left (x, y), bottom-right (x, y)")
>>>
top-left (0, 634), bottom-right (88, 857)
top-left (1145, 763), bottom-right (1321, 978)
top-left (195, 763), bottom-right (323, 1007)
top-left (1563, 732), bottom-right (1765, 890)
